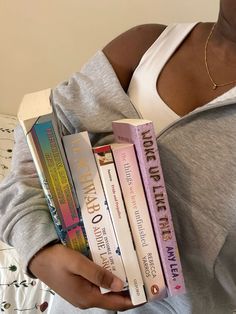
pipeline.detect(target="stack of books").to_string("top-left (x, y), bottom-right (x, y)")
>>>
top-left (18, 89), bottom-right (185, 306)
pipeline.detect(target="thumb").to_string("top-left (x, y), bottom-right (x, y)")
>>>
top-left (69, 249), bottom-right (125, 292)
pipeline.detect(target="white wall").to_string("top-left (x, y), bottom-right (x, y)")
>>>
top-left (0, 0), bottom-right (219, 115)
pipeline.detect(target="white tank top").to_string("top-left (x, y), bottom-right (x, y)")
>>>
top-left (128, 23), bottom-right (198, 134)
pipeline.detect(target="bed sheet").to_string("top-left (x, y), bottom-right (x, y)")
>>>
top-left (0, 114), bottom-right (54, 313)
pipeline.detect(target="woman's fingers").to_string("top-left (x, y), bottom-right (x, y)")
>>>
top-left (29, 243), bottom-right (136, 311)
top-left (66, 275), bottom-right (133, 311)
top-left (67, 248), bottom-right (125, 292)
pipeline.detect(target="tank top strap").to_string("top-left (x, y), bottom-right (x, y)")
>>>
top-left (135, 22), bottom-right (199, 85)
top-left (128, 23), bottom-right (199, 134)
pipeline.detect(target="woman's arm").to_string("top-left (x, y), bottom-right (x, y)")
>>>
top-left (0, 24), bottom-right (166, 311)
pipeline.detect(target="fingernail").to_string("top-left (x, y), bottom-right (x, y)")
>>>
top-left (110, 277), bottom-right (124, 292)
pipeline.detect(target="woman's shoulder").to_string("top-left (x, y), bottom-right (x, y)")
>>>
top-left (103, 24), bottom-right (166, 91)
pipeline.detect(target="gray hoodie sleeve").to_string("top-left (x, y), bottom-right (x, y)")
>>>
top-left (0, 51), bottom-right (139, 274)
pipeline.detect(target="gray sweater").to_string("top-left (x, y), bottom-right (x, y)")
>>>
top-left (1, 51), bottom-right (236, 314)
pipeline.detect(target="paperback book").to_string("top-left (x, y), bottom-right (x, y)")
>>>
top-left (18, 89), bottom-right (89, 255)
top-left (93, 144), bottom-right (147, 305)
top-left (111, 142), bottom-right (167, 301)
top-left (62, 131), bottom-right (127, 293)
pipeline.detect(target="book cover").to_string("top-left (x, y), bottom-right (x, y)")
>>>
top-left (111, 142), bottom-right (167, 301)
top-left (18, 89), bottom-right (89, 255)
top-left (93, 145), bottom-right (147, 305)
top-left (112, 119), bottom-right (185, 296)
top-left (62, 131), bottom-right (127, 293)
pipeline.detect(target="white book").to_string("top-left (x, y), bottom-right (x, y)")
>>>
top-left (93, 144), bottom-right (147, 306)
top-left (62, 132), bottom-right (127, 294)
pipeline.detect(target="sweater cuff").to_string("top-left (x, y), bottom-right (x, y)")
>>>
top-left (10, 210), bottom-right (59, 277)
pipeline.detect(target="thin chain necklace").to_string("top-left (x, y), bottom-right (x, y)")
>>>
top-left (204, 23), bottom-right (236, 90)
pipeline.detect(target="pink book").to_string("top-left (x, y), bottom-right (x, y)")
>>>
top-left (111, 142), bottom-right (167, 301)
top-left (112, 119), bottom-right (186, 296)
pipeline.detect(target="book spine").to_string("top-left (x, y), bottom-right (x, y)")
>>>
top-left (28, 118), bottom-right (89, 255)
top-left (111, 143), bottom-right (167, 301)
top-left (112, 121), bottom-right (185, 296)
top-left (93, 145), bottom-right (147, 306)
top-left (62, 132), bottom-right (127, 293)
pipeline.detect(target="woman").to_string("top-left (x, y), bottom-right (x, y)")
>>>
top-left (1, 0), bottom-right (236, 313)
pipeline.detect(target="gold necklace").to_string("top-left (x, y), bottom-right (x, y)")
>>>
top-left (204, 23), bottom-right (236, 90)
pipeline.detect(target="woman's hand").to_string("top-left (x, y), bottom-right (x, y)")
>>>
top-left (29, 243), bottom-right (135, 311)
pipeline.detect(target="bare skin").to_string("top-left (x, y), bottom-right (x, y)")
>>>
top-left (29, 0), bottom-right (236, 311)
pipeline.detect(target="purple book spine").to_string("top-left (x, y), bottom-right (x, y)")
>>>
top-left (112, 120), bottom-right (185, 296)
